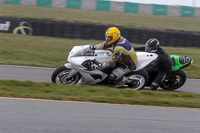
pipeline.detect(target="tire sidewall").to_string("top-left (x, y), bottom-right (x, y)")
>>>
top-left (160, 70), bottom-right (186, 90)
top-left (126, 69), bottom-right (149, 90)
top-left (51, 66), bottom-right (70, 83)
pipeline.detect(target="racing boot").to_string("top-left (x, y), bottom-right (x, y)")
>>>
top-left (150, 82), bottom-right (159, 90)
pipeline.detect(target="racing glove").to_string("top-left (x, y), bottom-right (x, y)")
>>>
top-left (89, 45), bottom-right (96, 50)
top-left (83, 45), bottom-right (96, 55)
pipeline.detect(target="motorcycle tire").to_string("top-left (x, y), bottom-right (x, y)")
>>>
top-left (126, 69), bottom-right (149, 90)
top-left (160, 70), bottom-right (186, 90)
top-left (51, 66), bottom-right (81, 84)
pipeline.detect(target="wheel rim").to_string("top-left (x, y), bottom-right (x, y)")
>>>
top-left (162, 75), bottom-right (184, 90)
top-left (128, 74), bottom-right (146, 90)
top-left (55, 69), bottom-right (80, 84)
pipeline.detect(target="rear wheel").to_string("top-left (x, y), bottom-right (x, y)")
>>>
top-left (160, 70), bottom-right (186, 90)
top-left (51, 66), bottom-right (81, 84)
top-left (126, 69), bottom-right (149, 90)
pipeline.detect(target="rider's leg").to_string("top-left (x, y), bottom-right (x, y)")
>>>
top-left (109, 64), bottom-right (130, 88)
top-left (150, 72), bottom-right (166, 90)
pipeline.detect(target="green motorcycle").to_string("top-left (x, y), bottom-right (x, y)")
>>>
top-left (147, 55), bottom-right (193, 90)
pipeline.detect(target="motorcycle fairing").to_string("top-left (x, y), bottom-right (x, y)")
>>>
top-left (170, 55), bottom-right (193, 71)
top-left (70, 56), bottom-right (108, 85)
top-left (135, 52), bottom-right (158, 71)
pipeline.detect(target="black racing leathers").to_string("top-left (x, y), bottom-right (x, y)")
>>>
top-left (134, 46), bottom-right (173, 90)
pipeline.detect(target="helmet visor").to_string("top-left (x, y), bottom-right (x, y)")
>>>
top-left (105, 36), bottom-right (113, 43)
top-left (145, 46), bottom-right (152, 52)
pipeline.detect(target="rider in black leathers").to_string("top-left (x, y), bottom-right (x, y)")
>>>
top-left (134, 38), bottom-right (173, 90)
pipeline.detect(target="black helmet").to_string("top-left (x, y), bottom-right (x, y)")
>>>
top-left (145, 38), bottom-right (160, 52)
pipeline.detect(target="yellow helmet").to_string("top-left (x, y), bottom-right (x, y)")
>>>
top-left (105, 27), bottom-right (121, 45)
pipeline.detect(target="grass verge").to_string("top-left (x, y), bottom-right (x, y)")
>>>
top-left (0, 80), bottom-right (200, 108)
top-left (1, 3), bottom-right (200, 31)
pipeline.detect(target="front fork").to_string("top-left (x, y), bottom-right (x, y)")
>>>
top-left (64, 63), bottom-right (81, 81)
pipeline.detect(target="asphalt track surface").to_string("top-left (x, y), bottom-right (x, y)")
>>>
top-left (0, 65), bottom-right (200, 133)
top-left (0, 97), bottom-right (200, 133)
top-left (0, 64), bottom-right (199, 94)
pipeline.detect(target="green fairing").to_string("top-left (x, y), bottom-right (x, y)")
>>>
top-left (154, 55), bottom-right (191, 72)
top-left (170, 55), bottom-right (191, 71)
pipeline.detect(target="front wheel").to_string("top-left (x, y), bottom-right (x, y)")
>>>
top-left (125, 69), bottom-right (149, 90)
top-left (51, 66), bottom-right (81, 84)
top-left (160, 70), bottom-right (186, 90)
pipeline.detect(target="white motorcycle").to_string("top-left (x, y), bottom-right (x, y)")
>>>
top-left (51, 45), bottom-right (159, 90)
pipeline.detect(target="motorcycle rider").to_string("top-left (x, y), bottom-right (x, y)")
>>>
top-left (134, 38), bottom-right (173, 90)
top-left (89, 27), bottom-right (137, 87)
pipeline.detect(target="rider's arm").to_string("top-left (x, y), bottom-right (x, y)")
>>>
top-left (134, 46), bottom-right (145, 51)
top-left (101, 60), bottom-right (117, 69)
top-left (101, 50), bottom-right (122, 69)
top-left (95, 42), bottom-right (112, 50)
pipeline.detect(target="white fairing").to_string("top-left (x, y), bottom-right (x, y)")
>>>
top-left (135, 52), bottom-right (158, 71)
top-left (67, 45), bottom-right (112, 63)
top-left (66, 45), bottom-right (157, 85)
top-left (64, 63), bottom-right (75, 69)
